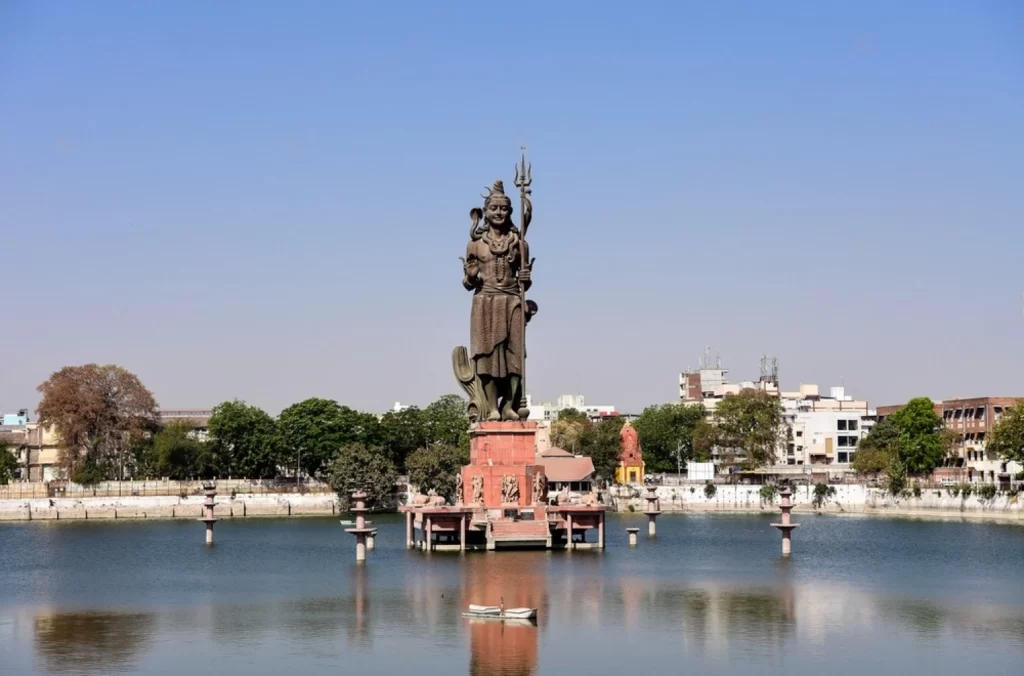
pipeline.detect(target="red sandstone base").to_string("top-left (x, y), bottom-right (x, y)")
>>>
top-left (462, 421), bottom-right (545, 509)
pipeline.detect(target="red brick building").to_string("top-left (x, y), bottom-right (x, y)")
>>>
top-left (877, 397), bottom-right (1022, 482)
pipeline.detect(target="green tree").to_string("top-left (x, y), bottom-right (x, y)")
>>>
top-left (713, 390), bottom-right (783, 469)
top-left (812, 483), bottom-right (836, 509)
top-left (986, 399), bottom-right (1024, 465)
top-left (278, 398), bottom-right (382, 479)
top-left (379, 406), bottom-right (428, 471)
top-left (578, 416), bottom-right (626, 486)
top-left (126, 435), bottom-right (157, 479)
top-left (852, 443), bottom-right (890, 475)
top-left (557, 408), bottom-right (589, 424)
top-left (72, 457), bottom-right (106, 486)
top-left (150, 421), bottom-right (211, 479)
top-left (549, 408), bottom-right (591, 452)
top-left (208, 400), bottom-right (282, 479)
top-left (885, 455), bottom-right (908, 496)
top-left (0, 441), bottom-right (20, 484)
top-left (633, 403), bottom-right (707, 472)
top-left (691, 418), bottom-right (717, 463)
top-left (888, 397), bottom-right (948, 475)
top-left (328, 443), bottom-right (398, 511)
top-left (423, 394), bottom-right (470, 452)
top-left (853, 416), bottom-right (898, 474)
top-left (405, 442), bottom-right (466, 502)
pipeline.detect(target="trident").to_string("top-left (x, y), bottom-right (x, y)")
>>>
top-left (513, 148), bottom-right (533, 418)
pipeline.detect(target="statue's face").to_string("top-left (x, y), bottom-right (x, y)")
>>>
top-left (486, 201), bottom-right (510, 227)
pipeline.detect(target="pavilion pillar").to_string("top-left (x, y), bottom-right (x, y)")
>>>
top-left (460, 513), bottom-right (467, 552)
top-left (598, 512), bottom-right (605, 549)
top-left (405, 511), bottom-right (413, 548)
top-left (566, 513), bottom-right (574, 550)
top-left (424, 516), bottom-right (432, 552)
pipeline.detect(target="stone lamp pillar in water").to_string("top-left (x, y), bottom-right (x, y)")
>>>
top-left (642, 485), bottom-right (661, 536)
top-left (200, 483), bottom-right (217, 545)
top-left (345, 490), bottom-right (374, 562)
top-left (770, 486), bottom-right (800, 556)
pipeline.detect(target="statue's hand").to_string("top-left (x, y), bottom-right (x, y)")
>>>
top-left (461, 256), bottom-right (481, 288)
top-left (519, 258), bottom-right (534, 289)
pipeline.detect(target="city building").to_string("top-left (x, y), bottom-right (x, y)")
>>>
top-left (614, 420), bottom-right (645, 485)
top-left (877, 397), bottom-right (1022, 484)
top-left (23, 423), bottom-right (62, 481)
top-left (678, 354), bottom-right (874, 472)
top-left (535, 447), bottom-right (595, 494)
top-left (2, 409), bottom-right (29, 426)
top-left (679, 348), bottom-right (728, 404)
top-left (158, 408), bottom-right (213, 442)
top-left (780, 385), bottom-right (873, 468)
top-left (525, 394), bottom-right (617, 422)
top-left (0, 418), bottom-right (62, 482)
top-left (2, 408), bottom-right (216, 483)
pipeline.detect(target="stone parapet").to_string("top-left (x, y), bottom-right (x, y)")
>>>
top-left (0, 493), bottom-right (339, 521)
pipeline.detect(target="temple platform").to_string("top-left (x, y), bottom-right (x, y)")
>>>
top-left (401, 420), bottom-right (606, 552)
top-left (401, 504), bottom-right (606, 551)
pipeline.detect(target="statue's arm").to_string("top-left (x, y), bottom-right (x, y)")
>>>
top-left (462, 241), bottom-right (481, 291)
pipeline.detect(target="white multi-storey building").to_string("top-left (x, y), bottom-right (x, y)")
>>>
top-left (778, 385), bottom-right (873, 468)
top-left (526, 394), bottom-right (617, 422)
top-left (679, 356), bottom-right (875, 472)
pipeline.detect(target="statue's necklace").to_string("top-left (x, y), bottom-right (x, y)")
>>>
top-left (486, 229), bottom-right (515, 283)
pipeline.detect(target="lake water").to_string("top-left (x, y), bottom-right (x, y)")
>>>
top-left (1, 514), bottom-right (1022, 675)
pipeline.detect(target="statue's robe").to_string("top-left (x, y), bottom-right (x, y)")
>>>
top-left (465, 228), bottom-right (528, 378)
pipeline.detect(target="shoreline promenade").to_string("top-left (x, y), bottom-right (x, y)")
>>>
top-left (1, 487), bottom-right (1021, 522)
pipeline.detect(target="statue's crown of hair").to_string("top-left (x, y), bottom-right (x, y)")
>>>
top-left (484, 179), bottom-right (510, 204)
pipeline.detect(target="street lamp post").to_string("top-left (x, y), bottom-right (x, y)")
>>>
top-left (675, 440), bottom-right (684, 480)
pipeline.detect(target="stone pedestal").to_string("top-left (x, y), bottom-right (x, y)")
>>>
top-left (344, 490), bottom-right (374, 563)
top-left (626, 527), bottom-right (639, 546)
top-left (199, 483), bottom-right (217, 545)
top-left (770, 486), bottom-right (800, 557)
top-left (462, 422), bottom-right (544, 510)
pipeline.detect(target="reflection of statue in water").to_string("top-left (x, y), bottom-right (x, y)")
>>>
top-left (452, 159), bottom-right (537, 421)
top-left (532, 473), bottom-right (547, 505)
top-left (472, 475), bottom-right (485, 504)
top-left (501, 474), bottom-right (520, 504)
top-left (455, 472), bottom-right (464, 505)
top-left (464, 552), bottom-right (544, 676)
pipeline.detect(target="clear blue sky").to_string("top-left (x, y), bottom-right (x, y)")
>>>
top-left (1, 1), bottom-right (1022, 415)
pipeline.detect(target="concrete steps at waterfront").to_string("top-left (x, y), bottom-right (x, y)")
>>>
top-left (489, 519), bottom-right (551, 546)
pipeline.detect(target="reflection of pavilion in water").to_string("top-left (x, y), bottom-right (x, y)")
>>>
top-left (463, 553), bottom-right (547, 676)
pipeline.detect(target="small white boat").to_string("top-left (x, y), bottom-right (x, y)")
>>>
top-left (467, 617), bottom-right (536, 627)
top-left (463, 605), bottom-right (537, 620)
